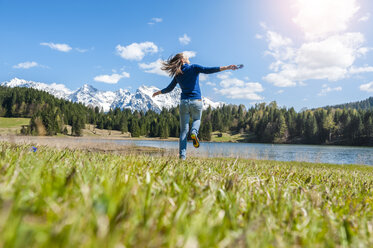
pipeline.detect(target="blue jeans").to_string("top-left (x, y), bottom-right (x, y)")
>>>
top-left (179, 99), bottom-right (203, 159)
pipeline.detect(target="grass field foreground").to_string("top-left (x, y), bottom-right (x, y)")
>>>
top-left (0, 142), bottom-right (373, 247)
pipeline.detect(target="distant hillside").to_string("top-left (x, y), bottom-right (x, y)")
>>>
top-left (323, 96), bottom-right (373, 110)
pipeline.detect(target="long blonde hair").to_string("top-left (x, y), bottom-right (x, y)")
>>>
top-left (161, 53), bottom-right (184, 77)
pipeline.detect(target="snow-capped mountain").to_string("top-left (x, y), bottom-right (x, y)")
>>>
top-left (69, 84), bottom-right (117, 111)
top-left (2, 78), bottom-right (73, 99)
top-left (127, 85), bottom-right (183, 113)
top-left (1, 78), bottom-right (225, 113)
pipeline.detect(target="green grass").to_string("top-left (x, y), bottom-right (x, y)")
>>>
top-left (1, 142), bottom-right (373, 247)
top-left (0, 117), bottom-right (30, 128)
top-left (211, 131), bottom-right (256, 143)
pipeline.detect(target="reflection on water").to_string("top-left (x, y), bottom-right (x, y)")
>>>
top-left (77, 138), bottom-right (373, 166)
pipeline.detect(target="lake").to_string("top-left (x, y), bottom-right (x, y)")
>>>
top-left (93, 139), bottom-right (373, 165)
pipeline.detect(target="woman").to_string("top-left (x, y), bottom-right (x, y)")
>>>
top-left (152, 53), bottom-right (237, 160)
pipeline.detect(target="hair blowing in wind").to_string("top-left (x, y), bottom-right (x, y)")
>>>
top-left (161, 53), bottom-right (185, 77)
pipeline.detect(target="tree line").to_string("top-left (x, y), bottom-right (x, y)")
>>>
top-left (1, 86), bottom-right (372, 146)
top-left (323, 96), bottom-right (373, 110)
top-left (0, 86), bottom-right (89, 136)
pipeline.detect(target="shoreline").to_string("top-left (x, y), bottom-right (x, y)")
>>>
top-left (1, 134), bottom-right (372, 148)
top-left (1, 135), bottom-right (372, 165)
top-left (0, 135), bottom-right (169, 155)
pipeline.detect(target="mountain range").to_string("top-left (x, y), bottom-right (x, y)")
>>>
top-left (1, 78), bottom-right (224, 113)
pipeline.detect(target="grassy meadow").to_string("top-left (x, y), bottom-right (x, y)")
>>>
top-left (210, 131), bottom-right (256, 143)
top-left (0, 142), bottom-right (373, 247)
top-left (0, 117), bottom-right (30, 135)
top-left (0, 118), bottom-right (176, 140)
top-left (0, 117), bottom-right (30, 128)
top-left (0, 117), bottom-right (132, 138)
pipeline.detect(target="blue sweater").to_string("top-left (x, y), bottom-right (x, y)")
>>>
top-left (161, 64), bottom-right (220, 100)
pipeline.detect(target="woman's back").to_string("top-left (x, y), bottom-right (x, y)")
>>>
top-left (162, 63), bottom-right (220, 100)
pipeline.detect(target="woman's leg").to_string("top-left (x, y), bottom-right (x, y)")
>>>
top-left (190, 100), bottom-right (203, 136)
top-left (179, 100), bottom-right (190, 159)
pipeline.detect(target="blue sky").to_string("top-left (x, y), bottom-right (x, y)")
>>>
top-left (1, 0), bottom-right (373, 110)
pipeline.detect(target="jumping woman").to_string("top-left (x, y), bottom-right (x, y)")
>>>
top-left (152, 53), bottom-right (238, 160)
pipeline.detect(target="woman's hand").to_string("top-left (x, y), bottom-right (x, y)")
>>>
top-left (220, 65), bottom-right (238, 71)
top-left (228, 65), bottom-right (238, 70)
top-left (152, 91), bottom-right (162, 98)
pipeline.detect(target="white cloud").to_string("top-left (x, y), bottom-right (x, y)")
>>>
top-left (217, 72), bottom-right (232, 80)
top-left (50, 83), bottom-right (72, 93)
top-left (220, 78), bottom-right (246, 88)
top-left (13, 61), bottom-right (39, 69)
top-left (360, 81), bottom-right (373, 92)
top-left (255, 34), bottom-right (263, 39)
top-left (264, 31), bottom-right (295, 65)
top-left (358, 13), bottom-right (370, 22)
top-left (152, 17), bottom-right (162, 23)
top-left (179, 34), bottom-right (191, 45)
top-left (215, 85), bottom-right (264, 100)
top-left (93, 71), bottom-right (130, 84)
top-left (263, 70), bottom-right (297, 87)
top-left (183, 50), bottom-right (196, 58)
top-left (214, 75), bottom-right (264, 100)
top-left (357, 47), bottom-right (373, 56)
top-left (206, 81), bottom-right (216, 86)
top-left (199, 74), bottom-right (208, 81)
top-left (76, 48), bottom-right (88, 53)
top-left (296, 33), bottom-right (364, 69)
top-left (40, 42), bottom-right (72, 52)
top-left (267, 31), bottom-right (293, 50)
top-left (292, 0), bottom-right (359, 39)
top-left (139, 59), bottom-right (169, 77)
top-left (260, 0), bottom-right (373, 87)
top-left (349, 66), bottom-right (373, 74)
top-left (262, 30), bottom-right (368, 87)
top-left (148, 17), bottom-right (163, 25)
top-left (116, 42), bottom-right (158, 61)
top-left (259, 22), bottom-right (268, 29)
top-left (276, 90), bottom-right (284, 94)
top-left (317, 85), bottom-right (342, 96)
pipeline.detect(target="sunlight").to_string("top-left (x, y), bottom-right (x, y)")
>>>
top-left (292, 0), bottom-right (359, 39)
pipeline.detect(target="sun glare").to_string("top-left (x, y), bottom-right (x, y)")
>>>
top-left (292, 0), bottom-right (359, 39)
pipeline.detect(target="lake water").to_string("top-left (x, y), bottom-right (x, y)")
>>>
top-left (87, 139), bottom-right (373, 166)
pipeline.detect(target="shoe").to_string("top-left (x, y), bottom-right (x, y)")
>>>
top-left (190, 133), bottom-right (200, 148)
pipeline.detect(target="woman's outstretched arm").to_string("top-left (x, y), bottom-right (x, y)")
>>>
top-left (152, 78), bottom-right (177, 97)
top-left (193, 64), bottom-right (238, 74)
